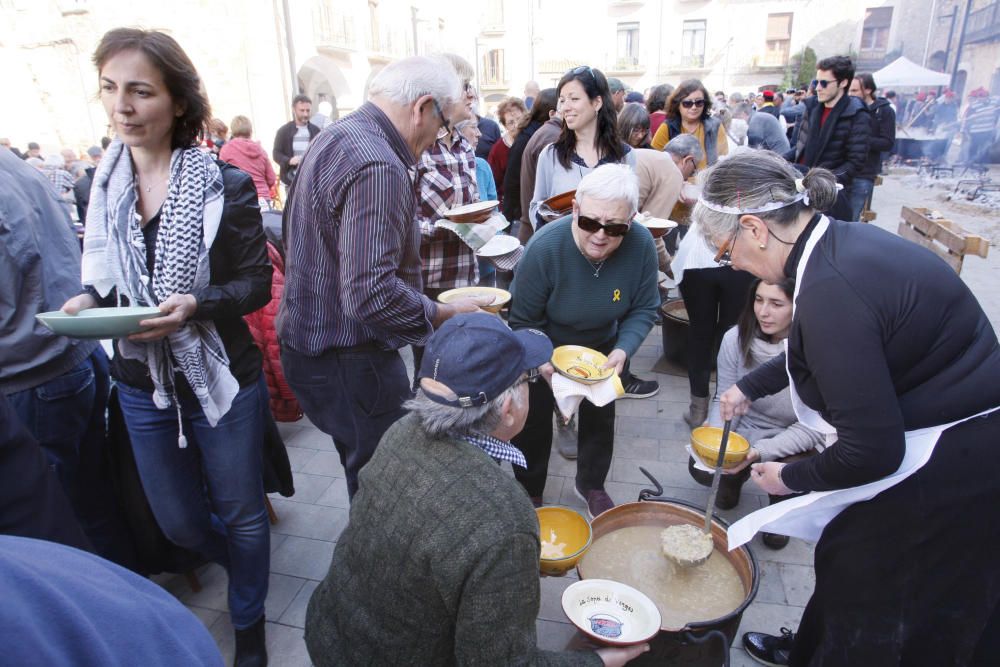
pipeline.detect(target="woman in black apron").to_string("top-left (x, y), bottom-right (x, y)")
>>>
top-left (694, 150), bottom-right (1000, 666)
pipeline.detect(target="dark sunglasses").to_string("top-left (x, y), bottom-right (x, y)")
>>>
top-left (681, 98), bottom-right (706, 109)
top-left (812, 79), bottom-right (836, 89)
top-left (577, 215), bottom-right (630, 237)
top-left (571, 65), bottom-right (596, 80)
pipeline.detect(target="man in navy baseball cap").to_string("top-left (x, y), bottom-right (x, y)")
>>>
top-left (418, 313), bottom-right (552, 408)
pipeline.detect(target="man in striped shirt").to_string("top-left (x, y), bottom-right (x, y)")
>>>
top-left (278, 56), bottom-right (487, 499)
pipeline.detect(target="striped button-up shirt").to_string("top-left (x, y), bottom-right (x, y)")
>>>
top-left (415, 131), bottom-right (479, 291)
top-left (277, 102), bottom-right (438, 355)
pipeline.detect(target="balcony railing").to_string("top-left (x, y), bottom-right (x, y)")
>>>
top-left (678, 54), bottom-right (706, 68)
top-left (315, 6), bottom-right (356, 52)
top-left (966, 2), bottom-right (1000, 44)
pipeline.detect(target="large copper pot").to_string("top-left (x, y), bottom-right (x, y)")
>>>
top-left (577, 468), bottom-right (760, 666)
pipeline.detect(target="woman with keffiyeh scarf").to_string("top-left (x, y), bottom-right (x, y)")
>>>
top-left (62, 29), bottom-right (272, 666)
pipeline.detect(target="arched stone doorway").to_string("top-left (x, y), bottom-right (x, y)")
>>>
top-left (297, 56), bottom-right (352, 122)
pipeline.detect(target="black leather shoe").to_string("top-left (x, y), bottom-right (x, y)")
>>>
top-left (762, 531), bottom-right (790, 549)
top-left (234, 616), bottom-right (268, 667)
top-left (743, 627), bottom-right (795, 666)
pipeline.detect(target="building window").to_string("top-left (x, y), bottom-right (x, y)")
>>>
top-left (764, 13), bottom-right (792, 67)
top-left (681, 20), bottom-right (706, 68)
top-left (861, 6), bottom-right (893, 51)
top-left (617, 22), bottom-right (640, 67)
top-left (483, 49), bottom-right (506, 85)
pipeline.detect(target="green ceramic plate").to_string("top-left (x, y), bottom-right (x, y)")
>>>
top-left (35, 307), bottom-right (163, 339)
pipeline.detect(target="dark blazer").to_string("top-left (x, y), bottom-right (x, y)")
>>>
top-left (272, 120), bottom-right (320, 185)
top-left (501, 120), bottom-right (543, 222)
top-left (858, 97), bottom-right (896, 180)
top-left (791, 94), bottom-right (871, 186)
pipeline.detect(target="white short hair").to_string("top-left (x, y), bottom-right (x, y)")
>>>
top-left (575, 163), bottom-right (639, 212)
top-left (368, 55), bottom-right (462, 110)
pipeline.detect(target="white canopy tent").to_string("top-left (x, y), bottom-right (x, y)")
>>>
top-left (872, 57), bottom-right (951, 88)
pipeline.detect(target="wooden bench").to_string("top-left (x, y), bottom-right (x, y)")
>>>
top-left (897, 207), bottom-right (990, 274)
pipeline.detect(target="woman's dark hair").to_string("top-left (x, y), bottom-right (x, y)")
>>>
top-left (666, 79), bottom-right (713, 122)
top-left (646, 84), bottom-right (674, 114)
top-left (518, 87), bottom-right (558, 131)
top-left (736, 278), bottom-right (796, 367)
top-left (617, 102), bottom-right (650, 148)
top-left (93, 28), bottom-right (210, 150)
top-left (552, 67), bottom-right (625, 169)
top-left (856, 72), bottom-right (877, 95)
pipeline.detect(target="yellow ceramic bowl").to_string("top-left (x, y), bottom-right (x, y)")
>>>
top-left (551, 345), bottom-right (615, 384)
top-left (536, 507), bottom-right (592, 576)
top-left (690, 426), bottom-right (751, 469)
top-left (437, 286), bottom-right (511, 314)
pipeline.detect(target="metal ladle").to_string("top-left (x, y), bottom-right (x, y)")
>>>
top-left (661, 419), bottom-right (733, 568)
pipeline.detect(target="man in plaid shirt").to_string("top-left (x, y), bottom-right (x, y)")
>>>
top-left (414, 128), bottom-right (479, 295)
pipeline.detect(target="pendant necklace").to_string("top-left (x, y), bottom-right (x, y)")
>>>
top-left (587, 258), bottom-right (606, 278)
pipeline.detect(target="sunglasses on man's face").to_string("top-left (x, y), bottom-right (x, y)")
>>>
top-left (681, 98), bottom-right (706, 109)
top-left (577, 215), bottom-right (630, 237)
top-left (812, 79), bottom-right (836, 89)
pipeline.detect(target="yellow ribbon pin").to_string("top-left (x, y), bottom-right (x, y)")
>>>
top-left (612, 289), bottom-right (621, 302)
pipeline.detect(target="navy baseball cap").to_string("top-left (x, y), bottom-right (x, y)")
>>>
top-left (419, 313), bottom-right (552, 408)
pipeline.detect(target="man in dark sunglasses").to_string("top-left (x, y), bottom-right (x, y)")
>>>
top-left (787, 54), bottom-right (871, 221)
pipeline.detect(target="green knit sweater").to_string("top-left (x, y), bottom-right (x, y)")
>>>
top-left (509, 216), bottom-right (659, 358)
top-left (304, 414), bottom-right (602, 666)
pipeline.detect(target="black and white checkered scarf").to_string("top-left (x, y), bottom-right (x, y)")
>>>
top-left (82, 139), bottom-right (238, 427)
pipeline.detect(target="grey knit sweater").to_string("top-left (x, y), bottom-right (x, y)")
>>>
top-left (708, 327), bottom-right (827, 462)
top-left (304, 414), bottom-right (602, 666)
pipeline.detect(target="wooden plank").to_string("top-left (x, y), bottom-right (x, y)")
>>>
top-left (900, 207), bottom-right (972, 255)
top-left (861, 210), bottom-right (877, 222)
top-left (897, 222), bottom-right (964, 273)
top-left (874, 176), bottom-right (883, 186)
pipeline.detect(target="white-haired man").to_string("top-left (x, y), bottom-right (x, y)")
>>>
top-left (279, 56), bottom-right (485, 499)
top-left (305, 312), bottom-right (648, 667)
top-left (509, 163), bottom-right (660, 518)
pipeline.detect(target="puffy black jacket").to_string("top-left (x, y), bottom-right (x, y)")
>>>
top-left (858, 97), bottom-right (896, 180)
top-left (791, 94), bottom-right (871, 186)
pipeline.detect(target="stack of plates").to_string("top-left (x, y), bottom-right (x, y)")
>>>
top-left (476, 234), bottom-right (523, 271)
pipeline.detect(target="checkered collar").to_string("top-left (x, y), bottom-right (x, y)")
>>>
top-left (461, 432), bottom-right (527, 469)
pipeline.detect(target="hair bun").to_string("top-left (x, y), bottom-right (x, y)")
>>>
top-left (802, 168), bottom-right (839, 212)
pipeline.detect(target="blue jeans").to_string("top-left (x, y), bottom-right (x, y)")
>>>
top-left (281, 345), bottom-right (409, 499)
top-left (6, 348), bottom-right (135, 567)
top-left (116, 376), bottom-right (270, 629)
top-left (847, 177), bottom-right (875, 222)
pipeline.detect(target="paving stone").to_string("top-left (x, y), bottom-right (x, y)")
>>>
top-left (270, 536), bottom-right (336, 581)
top-left (182, 566), bottom-right (306, 621)
top-left (736, 600), bottom-right (803, 641)
top-left (753, 559), bottom-right (788, 605)
top-left (313, 477), bottom-right (350, 509)
top-left (278, 580), bottom-right (320, 629)
top-left (300, 450), bottom-right (345, 477)
top-left (269, 498), bottom-right (349, 542)
top-left (779, 562), bottom-right (816, 607)
top-left (537, 574), bottom-right (576, 622)
top-left (274, 472), bottom-right (334, 505)
top-left (210, 615), bottom-right (312, 667)
top-left (285, 446), bottom-right (316, 474)
top-left (535, 618), bottom-right (580, 652)
top-left (187, 604), bottom-right (222, 630)
top-left (285, 426), bottom-right (338, 452)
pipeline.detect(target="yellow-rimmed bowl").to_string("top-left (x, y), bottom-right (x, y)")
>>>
top-left (437, 286), bottom-right (511, 314)
top-left (551, 345), bottom-right (615, 384)
top-left (537, 507), bottom-right (592, 576)
top-left (690, 426), bottom-right (751, 469)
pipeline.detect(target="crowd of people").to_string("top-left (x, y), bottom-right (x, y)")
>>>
top-left (1, 24), bottom-right (999, 667)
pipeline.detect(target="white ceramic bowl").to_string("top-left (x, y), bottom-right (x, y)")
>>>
top-left (561, 579), bottom-right (662, 646)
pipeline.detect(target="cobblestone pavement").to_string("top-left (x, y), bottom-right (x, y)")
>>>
top-left (158, 169), bottom-right (1000, 666)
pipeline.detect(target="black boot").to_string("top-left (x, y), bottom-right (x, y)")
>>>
top-left (234, 616), bottom-right (268, 667)
top-left (762, 494), bottom-right (790, 549)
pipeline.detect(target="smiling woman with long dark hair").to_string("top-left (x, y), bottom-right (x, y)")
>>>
top-left (62, 27), bottom-right (272, 665)
top-left (528, 66), bottom-right (635, 228)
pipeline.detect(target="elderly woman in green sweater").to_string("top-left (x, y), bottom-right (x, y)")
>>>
top-left (304, 313), bottom-right (648, 667)
top-left (510, 163), bottom-right (660, 518)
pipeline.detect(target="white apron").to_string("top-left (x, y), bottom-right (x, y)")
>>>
top-left (728, 216), bottom-right (998, 549)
